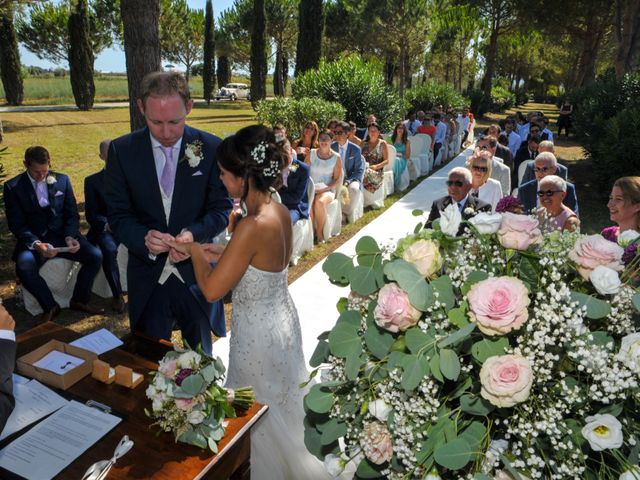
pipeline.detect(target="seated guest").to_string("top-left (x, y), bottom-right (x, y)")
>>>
top-left (602, 176), bottom-right (640, 241)
top-left (417, 116), bottom-right (436, 148)
top-left (537, 175), bottom-right (579, 233)
top-left (404, 112), bottom-right (421, 136)
top-left (456, 107), bottom-right (471, 145)
top-left (291, 120), bottom-right (319, 163)
top-left (347, 121), bottom-right (362, 147)
top-left (518, 152), bottom-right (579, 214)
top-left (520, 140), bottom-right (567, 185)
top-left (0, 304), bottom-right (16, 432)
top-left (433, 113), bottom-right (448, 160)
top-left (308, 130), bottom-right (343, 242)
top-left (467, 151), bottom-right (502, 212)
top-left (356, 114), bottom-right (377, 141)
top-left (486, 124), bottom-right (513, 170)
top-left (475, 136), bottom-right (511, 196)
top-left (540, 117), bottom-right (554, 143)
top-left (331, 121), bottom-right (364, 218)
top-left (504, 119), bottom-right (521, 158)
top-left (390, 122), bottom-right (411, 190)
top-left (361, 122), bottom-right (389, 194)
top-left (85, 140), bottom-right (125, 313)
top-left (513, 134), bottom-right (540, 187)
top-left (426, 167), bottom-right (491, 236)
top-left (4, 146), bottom-right (103, 322)
top-left (279, 139), bottom-right (310, 225)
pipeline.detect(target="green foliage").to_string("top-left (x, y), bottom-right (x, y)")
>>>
top-left (295, 0), bottom-right (324, 76)
top-left (202, 0), bottom-right (215, 103)
top-left (468, 89), bottom-right (491, 117)
top-left (249, 0), bottom-right (267, 103)
top-left (490, 84), bottom-right (516, 112)
top-left (404, 81), bottom-right (468, 113)
top-left (0, 9), bottom-right (23, 106)
top-left (68, 0), bottom-right (95, 110)
top-left (160, 0), bottom-right (205, 82)
top-left (255, 96), bottom-right (345, 139)
top-left (292, 54), bottom-right (404, 132)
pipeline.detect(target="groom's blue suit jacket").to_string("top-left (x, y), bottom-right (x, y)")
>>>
top-left (104, 125), bottom-right (232, 334)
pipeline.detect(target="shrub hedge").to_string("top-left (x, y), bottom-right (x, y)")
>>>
top-left (404, 81), bottom-right (468, 114)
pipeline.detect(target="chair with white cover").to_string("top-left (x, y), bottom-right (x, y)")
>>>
top-left (518, 160), bottom-right (533, 186)
top-left (408, 135), bottom-right (425, 180)
top-left (418, 134), bottom-right (432, 175)
top-left (91, 244), bottom-right (129, 297)
top-left (434, 146), bottom-right (444, 167)
top-left (363, 163), bottom-right (385, 209)
top-left (382, 145), bottom-right (395, 197)
top-left (22, 258), bottom-right (80, 315)
top-left (290, 180), bottom-right (315, 265)
top-left (322, 171), bottom-right (344, 241)
top-left (344, 181), bottom-right (364, 224)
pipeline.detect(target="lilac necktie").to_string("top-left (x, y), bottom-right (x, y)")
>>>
top-left (35, 181), bottom-right (49, 207)
top-left (160, 145), bottom-right (175, 197)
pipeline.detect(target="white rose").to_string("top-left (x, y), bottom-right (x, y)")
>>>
top-left (440, 203), bottom-right (462, 237)
top-left (581, 414), bottom-right (624, 451)
top-left (185, 148), bottom-right (199, 168)
top-left (469, 212), bottom-right (503, 234)
top-left (177, 351), bottom-right (201, 368)
top-left (616, 332), bottom-right (640, 372)
top-left (46, 175), bottom-right (56, 185)
top-left (424, 469), bottom-right (442, 480)
top-left (618, 229), bottom-right (640, 247)
top-left (589, 265), bottom-right (622, 295)
top-left (368, 399), bottom-right (392, 422)
top-left (323, 454), bottom-right (344, 477)
top-left (187, 409), bottom-right (206, 425)
top-left (152, 397), bottom-right (164, 412)
top-left (402, 239), bottom-right (442, 278)
top-left (620, 466), bottom-right (640, 480)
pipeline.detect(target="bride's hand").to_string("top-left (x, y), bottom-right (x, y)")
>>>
top-left (166, 240), bottom-right (193, 256)
top-left (201, 243), bottom-right (224, 263)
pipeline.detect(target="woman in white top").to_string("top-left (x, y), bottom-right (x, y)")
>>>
top-left (306, 130), bottom-right (342, 243)
top-left (467, 151), bottom-right (502, 212)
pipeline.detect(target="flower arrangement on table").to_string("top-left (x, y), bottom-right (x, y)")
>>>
top-left (145, 347), bottom-right (254, 453)
top-left (304, 205), bottom-right (640, 479)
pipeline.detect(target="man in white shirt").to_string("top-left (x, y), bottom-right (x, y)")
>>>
top-left (433, 113), bottom-right (448, 160)
top-left (504, 119), bottom-right (522, 158)
top-left (0, 304), bottom-right (16, 432)
top-left (476, 136), bottom-right (511, 196)
top-left (404, 112), bottom-right (421, 136)
top-left (456, 107), bottom-right (471, 144)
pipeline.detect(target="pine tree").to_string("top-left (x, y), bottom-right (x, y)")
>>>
top-left (0, 7), bottom-right (24, 106)
top-left (216, 55), bottom-right (231, 88)
top-left (68, 0), bottom-right (95, 110)
top-left (203, 0), bottom-right (215, 104)
top-left (294, 0), bottom-right (323, 76)
top-left (249, 0), bottom-right (266, 103)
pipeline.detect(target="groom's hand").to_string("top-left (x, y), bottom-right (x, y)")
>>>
top-left (169, 230), bottom-right (193, 263)
top-left (145, 230), bottom-right (173, 255)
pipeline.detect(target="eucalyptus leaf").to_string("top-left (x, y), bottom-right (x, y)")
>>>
top-left (200, 364), bottom-right (217, 383)
top-left (349, 265), bottom-right (381, 296)
top-left (431, 275), bottom-right (455, 310)
top-left (460, 394), bottom-right (494, 416)
top-left (439, 348), bottom-right (461, 381)
top-left (459, 421), bottom-right (486, 451)
top-left (304, 384), bottom-right (335, 414)
top-left (434, 438), bottom-right (473, 470)
top-left (355, 458), bottom-right (385, 478)
top-left (319, 418), bottom-right (347, 445)
top-left (430, 353), bottom-right (444, 383)
top-left (328, 322), bottom-right (362, 358)
top-left (345, 353), bottom-right (363, 380)
top-left (461, 270), bottom-right (489, 295)
top-left (412, 209), bottom-right (424, 216)
top-left (310, 340), bottom-right (331, 367)
top-left (405, 327), bottom-right (432, 354)
top-left (322, 252), bottom-right (354, 284)
top-left (383, 259), bottom-right (433, 310)
top-left (356, 236), bottom-right (381, 255)
top-left (448, 307), bottom-right (469, 328)
top-left (471, 337), bottom-right (509, 364)
top-left (570, 292), bottom-right (612, 319)
top-left (401, 354), bottom-right (430, 391)
top-left (364, 323), bottom-right (394, 359)
top-left (180, 374), bottom-right (205, 396)
top-left (633, 292), bottom-right (640, 312)
top-left (438, 322), bottom-right (476, 348)
top-left (336, 297), bottom-right (348, 313)
top-left (338, 309), bottom-right (362, 327)
top-left (591, 331), bottom-right (615, 349)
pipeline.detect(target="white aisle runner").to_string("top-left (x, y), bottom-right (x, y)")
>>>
top-left (211, 148), bottom-right (473, 368)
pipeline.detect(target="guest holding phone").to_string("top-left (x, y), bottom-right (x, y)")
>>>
top-left (3, 146), bottom-right (103, 323)
top-left (0, 304), bottom-right (16, 432)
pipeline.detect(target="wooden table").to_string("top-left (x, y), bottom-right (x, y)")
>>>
top-left (2, 322), bottom-right (267, 480)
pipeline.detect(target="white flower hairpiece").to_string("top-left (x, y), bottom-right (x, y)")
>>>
top-left (250, 141), bottom-right (279, 178)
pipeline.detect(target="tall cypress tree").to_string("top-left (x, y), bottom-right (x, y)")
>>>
top-left (294, 0), bottom-right (324, 76)
top-left (216, 54), bottom-right (231, 88)
top-left (0, 7), bottom-right (24, 106)
top-left (249, 0), bottom-right (266, 104)
top-left (203, 0), bottom-right (215, 104)
top-left (68, 0), bottom-right (95, 110)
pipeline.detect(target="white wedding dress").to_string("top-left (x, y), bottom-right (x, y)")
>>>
top-left (225, 264), bottom-right (329, 480)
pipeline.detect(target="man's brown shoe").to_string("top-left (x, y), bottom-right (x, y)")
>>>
top-left (111, 295), bottom-right (126, 314)
top-left (69, 301), bottom-right (103, 315)
top-left (40, 304), bottom-right (61, 324)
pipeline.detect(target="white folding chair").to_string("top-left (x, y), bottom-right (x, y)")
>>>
top-left (518, 160), bottom-right (533, 186)
top-left (408, 135), bottom-right (425, 180)
top-left (363, 162), bottom-right (385, 209)
top-left (419, 134), bottom-right (433, 175)
top-left (92, 244), bottom-right (130, 297)
top-left (291, 179), bottom-right (315, 265)
top-left (323, 171), bottom-right (344, 240)
top-left (383, 145), bottom-right (395, 197)
top-left (22, 258), bottom-right (80, 315)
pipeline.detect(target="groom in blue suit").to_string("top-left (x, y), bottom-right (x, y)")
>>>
top-left (332, 121), bottom-right (364, 218)
top-left (105, 72), bottom-right (232, 354)
top-left (278, 141), bottom-right (310, 224)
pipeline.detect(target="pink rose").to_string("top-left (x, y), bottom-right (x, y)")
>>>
top-left (374, 283), bottom-right (421, 333)
top-left (480, 354), bottom-right (533, 407)
top-left (497, 213), bottom-right (541, 250)
top-left (174, 397), bottom-right (195, 411)
top-left (158, 359), bottom-right (178, 379)
top-left (569, 234), bottom-right (624, 280)
top-left (468, 276), bottom-right (530, 336)
top-left (360, 422), bottom-right (393, 465)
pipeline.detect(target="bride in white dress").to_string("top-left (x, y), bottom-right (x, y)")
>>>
top-left (169, 125), bottom-right (329, 479)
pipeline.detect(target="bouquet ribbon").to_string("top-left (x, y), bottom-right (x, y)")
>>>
top-left (81, 435), bottom-right (134, 480)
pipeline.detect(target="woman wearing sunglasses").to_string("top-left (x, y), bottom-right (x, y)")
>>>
top-left (536, 175), bottom-right (579, 233)
top-left (466, 151), bottom-right (502, 212)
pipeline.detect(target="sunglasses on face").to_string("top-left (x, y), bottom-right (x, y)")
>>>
top-left (446, 180), bottom-right (465, 187)
top-left (537, 190), bottom-right (562, 197)
top-left (472, 165), bottom-right (488, 172)
top-left (534, 166), bottom-right (551, 173)
top-left (334, 130), bottom-right (345, 135)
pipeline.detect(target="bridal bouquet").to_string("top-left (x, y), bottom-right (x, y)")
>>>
top-left (304, 208), bottom-right (640, 479)
top-left (145, 346), bottom-right (254, 453)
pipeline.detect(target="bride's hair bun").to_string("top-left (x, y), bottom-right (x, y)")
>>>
top-left (217, 125), bottom-right (288, 196)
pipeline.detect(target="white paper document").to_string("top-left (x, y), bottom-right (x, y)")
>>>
top-left (11, 374), bottom-right (29, 386)
top-left (1, 380), bottom-right (68, 441)
top-left (70, 328), bottom-right (123, 355)
top-left (0, 400), bottom-right (122, 480)
top-left (32, 350), bottom-right (85, 375)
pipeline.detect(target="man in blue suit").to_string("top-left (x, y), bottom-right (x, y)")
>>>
top-left (4, 146), bottom-right (103, 323)
top-left (332, 121), bottom-right (364, 219)
top-left (279, 140), bottom-right (310, 224)
top-left (519, 141), bottom-right (565, 185)
top-left (518, 152), bottom-right (579, 215)
top-left (84, 139), bottom-right (125, 313)
top-left (105, 72), bottom-right (231, 355)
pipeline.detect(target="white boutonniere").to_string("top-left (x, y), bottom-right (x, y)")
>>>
top-left (181, 140), bottom-right (203, 168)
top-left (289, 162), bottom-right (299, 173)
top-left (46, 174), bottom-right (57, 185)
top-left (464, 206), bottom-right (475, 216)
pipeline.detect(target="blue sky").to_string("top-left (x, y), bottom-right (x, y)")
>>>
top-left (19, 0), bottom-right (235, 73)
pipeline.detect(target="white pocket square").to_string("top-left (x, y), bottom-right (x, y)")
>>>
top-left (192, 171), bottom-right (203, 176)
top-left (54, 191), bottom-right (64, 197)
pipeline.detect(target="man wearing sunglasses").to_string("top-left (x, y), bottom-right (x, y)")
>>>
top-left (517, 152), bottom-right (578, 215)
top-left (426, 167), bottom-right (491, 235)
top-left (331, 121), bottom-right (365, 222)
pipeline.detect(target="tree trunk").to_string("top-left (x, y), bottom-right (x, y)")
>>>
top-left (217, 54), bottom-right (231, 88)
top-left (576, 28), bottom-right (605, 87)
top-left (0, 9), bottom-right (23, 106)
top-left (481, 25), bottom-right (499, 98)
top-left (614, 0), bottom-right (640, 79)
top-left (398, 41), bottom-right (406, 99)
top-left (250, 0), bottom-right (267, 104)
top-left (384, 57), bottom-right (396, 87)
top-left (283, 53), bottom-right (289, 91)
top-left (68, 0), bottom-right (95, 110)
top-left (203, 0), bottom-right (215, 104)
top-left (294, 0), bottom-right (324, 76)
top-left (120, 0), bottom-right (161, 131)
top-left (273, 46), bottom-right (285, 96)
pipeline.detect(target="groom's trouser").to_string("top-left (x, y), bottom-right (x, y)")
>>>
top-left (136, 275), bottom-right (214, 355)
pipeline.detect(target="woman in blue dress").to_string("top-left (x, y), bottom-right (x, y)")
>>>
top-left (391, 122), bottom-right (411, 190)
